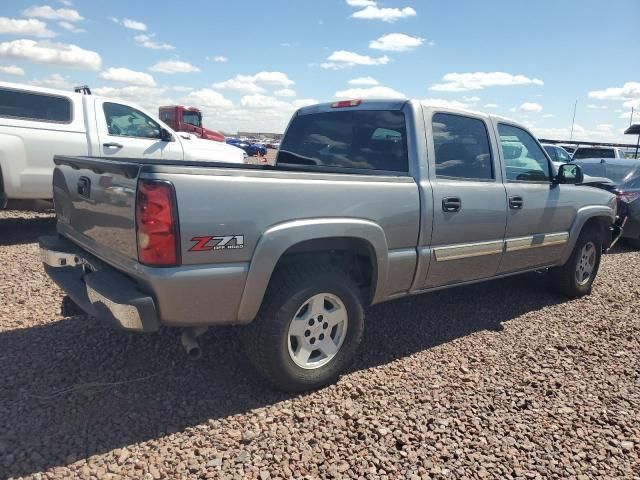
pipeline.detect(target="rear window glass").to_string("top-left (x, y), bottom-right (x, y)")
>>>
top-left (0, 87), bottom-right (71, 123)
top-left (573, 148), bottom-right (616, 159)
top-left (277, 110), bottom-right (409, 173)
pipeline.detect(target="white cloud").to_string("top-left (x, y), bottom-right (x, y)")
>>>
top-left (346, 0), bottom-right (376, 6)
top-left (623, 99), bottom-right (640, 110)
top-left (134, 34), bottom-right (174, 50)
top-left (149, 60), bottom-right (199, 74)
top-left (123, 18), bottom-right (146, 31)
top-left (422, 98), bottom-right (475, 109)
top-left (100, 67), bottom-right (156, 87)
top-left (0, 39), bottom-right (101, 70)
top-left (108, 17), bottom-right (146, 31)
top-left (213, 71), bottom-right (294, 94)
top-left (92, 85), bottom-right (174, 112)
top-left (30, 73), bottom-right (73, 89)
top-left (463, 96), bottom-right (480, 102)
top-left (58, 21), bottom-right (84, 33)
top-left (280, 42), bottom-right (291, 47)
top-left (241, 94), bottom-right (293, 110)
top-left (484, 103), bottom-right (499, 108)
top-left (58, 0), bottom-right (73, 6)
top-left (596, 124), bottom-right (613, 131)
top-left (252, 71), bottom-right (294, 87)
top-left (0, 17), bottom-right (56, 37)
top-left (23, 5), bottom-right (83, 22)
top-left (335, 85), bottom-right (406, 99)
top-left (183, 89), bottom-right (233, 109)
top-left (351, 5), bottom-right (417, 23)
top-left (369, 33), bottom-right (424, 52)
top-left (542, 114), bottom-right (555, 118)
top-left (211, 55), bottom-right (227, 63)
top-left (431, 72), bottom-right (544, 92)
top-left (349, 76), bottom-right (379, 86)
top-left (0, 65), bottom-right (25, 76)
top-left (587, 104), bottom-right (608, 110)
top-left (588, 82), bottom-right (640, 100)
top-left (274, 88), bottom-right (296, 97)
top-left (321, 50), bottom-right (389, 69)
top-left (213, 75), bottom-right (265, 94)
top-left (520, 102), bottom-right (543, 112)
top-left (170, 85), bottom-right (193, 92)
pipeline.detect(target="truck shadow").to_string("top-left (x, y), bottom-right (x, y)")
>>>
top-left (0, 272), bottom-right (565, 477)
top-left (0, 213), bottom-right (56, 246)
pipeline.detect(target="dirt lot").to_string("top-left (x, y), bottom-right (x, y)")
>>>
top-left (0, 209), bottom-right (638, 479)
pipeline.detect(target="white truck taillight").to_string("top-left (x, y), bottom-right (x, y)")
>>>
top-left (135, 179), bottom-right (179, 266)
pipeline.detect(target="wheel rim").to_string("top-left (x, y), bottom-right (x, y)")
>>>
top-left (575, 241), bottom-right (596, 286)
top-left (287, 293), bottom-right (348, 370)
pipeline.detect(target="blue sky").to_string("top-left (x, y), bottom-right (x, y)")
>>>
top-left (1, 0), bottom-right (639, 140)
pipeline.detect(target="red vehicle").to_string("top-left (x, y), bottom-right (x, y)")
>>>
top-left (159, 105), bottom-right (225, 142)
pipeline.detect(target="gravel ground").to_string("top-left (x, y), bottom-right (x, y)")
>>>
top-left (0, 209), bottom-right (638, 479)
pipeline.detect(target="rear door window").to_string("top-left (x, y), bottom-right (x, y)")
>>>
top-left (277, 110), bottom-right (409, 173)
top-left (0, 87), bottom-right (71, 123)
top-left (432, 113), bottom-right (494, 180)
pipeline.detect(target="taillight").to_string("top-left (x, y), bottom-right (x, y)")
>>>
top-left (136, 179), bottom-right (179, 266)
top-left (617, 191), bottom-right (640, 204)
top-left (331, 99), bottom-right (362, 108)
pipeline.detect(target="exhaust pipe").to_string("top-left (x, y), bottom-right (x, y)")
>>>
top-left (180, 327), bottom-right (208, 359)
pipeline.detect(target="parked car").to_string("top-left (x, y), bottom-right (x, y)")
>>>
top-left (542, 143), bottom-right (573, 164)
top-left (226, 138), bottom-right (268, 156)
top-left (0, 81), bottom-right (246, 207)
top-left (616, 167), bottom-right (640, 247)
top-left (40, 99), bottom-right (618, 392)
top-left (572, 146), bottom-right (627, 160)
top-left (571, 157), bottom-right (640, 184)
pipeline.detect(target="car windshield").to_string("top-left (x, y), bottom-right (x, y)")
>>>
top-left (183, 111), bottom-right (201, 127)
top-left (573, 148), bottom-right (615, 159)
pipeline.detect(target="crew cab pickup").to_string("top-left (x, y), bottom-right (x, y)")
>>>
top-left (0, 81), bottom-right (245, 207)
top-left (40, 100), bottom-right (619, 392)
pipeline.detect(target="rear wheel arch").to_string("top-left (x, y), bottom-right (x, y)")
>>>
top-left (237, 219), bottom-right (389, 323)
top-left (273, 236), bottom-right (378, 306)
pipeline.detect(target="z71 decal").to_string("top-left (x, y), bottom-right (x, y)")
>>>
top-left (189, 235), bottom-right (245, 252)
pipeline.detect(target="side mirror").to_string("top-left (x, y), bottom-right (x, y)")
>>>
top-left (160, 128), bottom-right (174, 142)
top-left (556, 163), bottom-right (584, 184)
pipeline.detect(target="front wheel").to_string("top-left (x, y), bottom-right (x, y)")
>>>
top-left (549, 226), bottom-right (602, 298)
top-left (243, 262), bottom-right (365, 392)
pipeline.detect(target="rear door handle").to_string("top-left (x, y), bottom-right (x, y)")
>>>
top-left (509, 196), bottom-right (524, 209)
top-left (442, 196), bottom-right (461, 212)
top-left (103, 142), bottom-right (123, 149)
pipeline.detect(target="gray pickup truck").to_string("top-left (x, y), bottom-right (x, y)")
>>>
top-left (40, 99), bottom-right (619, 392)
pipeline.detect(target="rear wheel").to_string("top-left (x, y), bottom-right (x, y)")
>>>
top-left (549, 226), bottom-right (602, 298)
top-left (243, 261), bottom-right (365, 392)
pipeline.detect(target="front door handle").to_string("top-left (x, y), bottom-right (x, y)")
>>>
top-left (509, 196), bottom-right (524, 209)
top-left (103, 142), bottom-right (123, 149)
top-left (442, 196), bottom-right (461, 212)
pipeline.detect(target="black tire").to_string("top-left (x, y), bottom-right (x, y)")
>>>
top-left (549, 226), bottom-right (602, 298)
top-left (243, 260), bottom-right (365, 393)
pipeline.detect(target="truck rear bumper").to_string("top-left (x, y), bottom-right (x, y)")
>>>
top-left (39, 235), bottom-right (160, 332)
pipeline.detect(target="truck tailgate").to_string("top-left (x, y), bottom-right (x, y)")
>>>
top-left (52, 156), bottom-right (141, 264)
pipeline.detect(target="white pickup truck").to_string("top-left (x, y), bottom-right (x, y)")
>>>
top-left (0, 81), bottom-right (246, 207)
